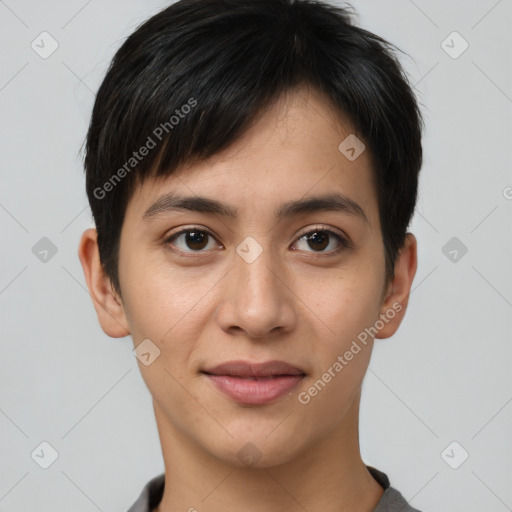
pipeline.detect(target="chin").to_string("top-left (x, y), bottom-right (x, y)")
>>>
top-left (206, 430), bottom-right (305, 470)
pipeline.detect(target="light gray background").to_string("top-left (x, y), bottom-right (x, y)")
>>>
top-left (1, 0), bottom-right (511, 511)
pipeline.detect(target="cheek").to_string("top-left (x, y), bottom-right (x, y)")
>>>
top-left (120, 249), bottom-right (214, 341)
top-left (301, 262), bottom-right (384, 354)
top-left (121, 267), bottom-right (212, 411)
top-left (295, 274), bottom-right (382, 429)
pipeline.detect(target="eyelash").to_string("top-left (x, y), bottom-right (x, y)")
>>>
top-left (163, 225), bottom-right (350, 258)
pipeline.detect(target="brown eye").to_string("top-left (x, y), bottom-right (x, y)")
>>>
top-left (294, 228), bottom-right (348, 254)
top-left (165, 227), bottom-right (219, 253)
top-left (305, 231), bottom-right (330, 251)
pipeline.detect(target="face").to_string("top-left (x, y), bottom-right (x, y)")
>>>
top-left (81, 85), bottom-right (415, 469)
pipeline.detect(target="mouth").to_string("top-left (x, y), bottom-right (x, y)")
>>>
top-left (201, 360), bottom-right (306, 405)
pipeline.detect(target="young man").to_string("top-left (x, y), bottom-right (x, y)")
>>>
top-left (78, 0), bottom-right (423, 510)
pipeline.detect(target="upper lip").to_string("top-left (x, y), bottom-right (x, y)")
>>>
top-left (202, 360), bottom-right (306, 377)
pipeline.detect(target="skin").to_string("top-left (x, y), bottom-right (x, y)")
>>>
top-left (79, 84), bottom-right (417, 512)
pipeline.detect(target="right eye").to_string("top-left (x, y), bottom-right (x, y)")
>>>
top-left (164, 226), bottom-right (222, 255)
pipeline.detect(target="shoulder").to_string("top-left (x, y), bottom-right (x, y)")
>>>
top-left (367, 466), bottom-right (423, 512)
top-left (374, 486), bottom-right (423, 512)
top-left (126, 473), bottom-right (165, 512)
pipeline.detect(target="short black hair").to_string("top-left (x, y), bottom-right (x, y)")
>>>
top-left (84, 0), bottom-right (423, 297)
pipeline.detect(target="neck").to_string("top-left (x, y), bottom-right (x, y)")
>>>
top-left (153, 392), bottom-right (384, 512)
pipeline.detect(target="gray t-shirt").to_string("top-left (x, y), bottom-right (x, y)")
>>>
top-left (127, 466), bottom-right (422, 511)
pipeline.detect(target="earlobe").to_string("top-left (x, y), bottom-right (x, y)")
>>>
top-left (375, 233), bottom-right (418, 340)
top-left (78, 228), bottom-right (130, 338)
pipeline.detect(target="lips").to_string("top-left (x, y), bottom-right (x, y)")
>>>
top-left (202, 360), bottom-right (306, 405)
top-left (203, 360), bottom-right (305, 378)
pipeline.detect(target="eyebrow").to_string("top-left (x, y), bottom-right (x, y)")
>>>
top-left (142, 192), bottom-right (369, 224)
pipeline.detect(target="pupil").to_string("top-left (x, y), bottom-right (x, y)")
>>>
top-left (187, 231), bottom-right (207, 250)
top-left (308, 231), bottom-right (328, 251)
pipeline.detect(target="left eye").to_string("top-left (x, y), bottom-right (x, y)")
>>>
top-left (293, 229), bottom-right (347, 253)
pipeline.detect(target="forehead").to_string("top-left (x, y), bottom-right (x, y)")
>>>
top-left (125, 85), bottom-right (378, 228)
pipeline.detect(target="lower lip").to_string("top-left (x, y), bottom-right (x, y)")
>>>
top-left (204, 374), bottom-right (304, 405)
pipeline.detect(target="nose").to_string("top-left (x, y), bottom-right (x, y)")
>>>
top-left (215, 238), bottom-right (297, 340)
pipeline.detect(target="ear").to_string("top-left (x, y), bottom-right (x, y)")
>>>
top-left (78, 228), bottom-right (130, 338)
top-left (375, 233), bottom-right (417, 339)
